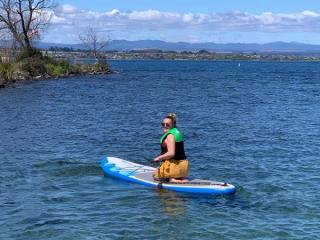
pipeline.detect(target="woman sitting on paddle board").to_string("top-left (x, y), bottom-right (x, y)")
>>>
top-left (153, 113), bottom-right (189, 183)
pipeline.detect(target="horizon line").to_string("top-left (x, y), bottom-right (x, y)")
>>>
top-left (38, 40), bottom-right (320, 46)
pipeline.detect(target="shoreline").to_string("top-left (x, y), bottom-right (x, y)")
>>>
top-left (104, 58), bottom-right (320, 62)
top-left (0, 52), bottom-right (111, 89)
top-left (0, 69), bottom-right (112, 89)
top-left (44, 50), bottom-right (320, 62)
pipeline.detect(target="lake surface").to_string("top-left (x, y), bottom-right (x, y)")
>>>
top-left (1, 60), bottom-right (320, 239)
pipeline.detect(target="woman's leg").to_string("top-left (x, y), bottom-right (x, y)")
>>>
top-left (169, 159), bottom-right (189, 183)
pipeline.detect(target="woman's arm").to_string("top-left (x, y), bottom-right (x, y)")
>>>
top-left (153, 134), bottom-right (175, 162)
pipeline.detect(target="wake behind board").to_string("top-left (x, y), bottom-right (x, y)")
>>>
top-left (100, 157), bottom-right (236, 195)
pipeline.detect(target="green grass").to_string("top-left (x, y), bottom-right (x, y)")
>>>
top-left (1, 48), bottom-right (109, 87)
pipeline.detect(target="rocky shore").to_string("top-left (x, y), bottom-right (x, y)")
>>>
top-left (0, 54), bottom-right (110, 88)
top-left (0, 70), bottom-right (110, 89)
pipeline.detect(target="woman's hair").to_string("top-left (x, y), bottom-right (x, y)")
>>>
top-left (165, 113), bottom-right (177, 127)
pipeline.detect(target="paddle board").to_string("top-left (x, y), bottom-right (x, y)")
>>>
top-left (100, 156), bottom-right (236, 195)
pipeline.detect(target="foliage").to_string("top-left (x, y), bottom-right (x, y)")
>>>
top-left (96, 58), bottom-right (109, 72)
top-left (17, 47), bottom-right (43, 61)
top-left (19, 56), bottom-right (46, 77)
top-left (0, 62), bottom-right (15, 84)
top-left (45, 60), bottom-right (71, 76)
top-left (0, 48), bottom-right (110, 88)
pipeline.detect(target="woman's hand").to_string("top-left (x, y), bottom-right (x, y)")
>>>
top-left (153, 156), bottom-right (161, 162)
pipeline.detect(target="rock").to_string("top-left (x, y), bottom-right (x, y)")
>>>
top-left (34, 75), bottom-right (42, 79)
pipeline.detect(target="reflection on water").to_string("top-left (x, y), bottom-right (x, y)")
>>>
top-left (156, 188), bottom-right (187, 217)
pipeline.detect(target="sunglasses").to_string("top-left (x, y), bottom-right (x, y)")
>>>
top-left (161, 122), bottom-right (171, 127)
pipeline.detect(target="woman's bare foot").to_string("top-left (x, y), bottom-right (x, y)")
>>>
top-left (169, 178), bottom-right (188, 183)
top-left (153, 174), bottom-right (160, 181)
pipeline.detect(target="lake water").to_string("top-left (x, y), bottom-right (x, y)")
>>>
top-left (1, 60), bottom-right (320, 239)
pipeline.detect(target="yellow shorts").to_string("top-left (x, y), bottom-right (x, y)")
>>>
top-left (155, 159), bottom-right (189, 178)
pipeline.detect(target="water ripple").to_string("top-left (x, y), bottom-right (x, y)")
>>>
top-left (1, 61), bottom-right (320, 239)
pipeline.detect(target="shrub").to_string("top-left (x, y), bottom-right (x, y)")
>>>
top-left (0, 63), bottom-right (15, 84)
top-left (17, 47), bottom-right (42, 61)
top-left (95, 58), bottom-right (109, 72)
top-left (45, 63), bottom-right (64, 76)
top-left (20, 56), bottom-right (46, 77)
top-left (45, 60), bottom-right (71, 76)
top-left (58, 60), bottom-right (70, 74)
top-left (69, 63), bottom-right (82, 74)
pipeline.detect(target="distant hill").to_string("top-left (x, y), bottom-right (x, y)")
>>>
top-left (36, 40), bottom-right (320, 53)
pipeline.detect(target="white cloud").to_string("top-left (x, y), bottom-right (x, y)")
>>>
top-left (301, 10), bottom-right (319, 17)
top-left (50, 5), bottom-right (320, 32)
top-left (51, 13), bottom-right (66, 24)
top-left (59, 4), bottom-right (78, 14)
top-left (43, 5), bottom-right (320, 43)
top-left (106, 9), bottom-right (120, 17)
top-left (129, 9), bottom-right (162, 21)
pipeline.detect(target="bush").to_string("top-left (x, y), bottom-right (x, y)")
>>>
top-left (69, 63), bottom-right (82, 74)
top-left (45, 63), bottom-right (63, 76)
top-left (45, 59), bottom-right (71, 76)
top-left (59, 59), bottom-right (69, 70)
top-left (96, 58), bottom-right (109, 72)
top-left (20, 56), bottom-right (46, 77)
top-left (57, 60), bottom-right (70, 74)
top-left (1, 47), bottom-right (110, 87)
top-left (0, 63), bottom-right (15, 84)
top-left (17, 47), bottom-right (42, 61)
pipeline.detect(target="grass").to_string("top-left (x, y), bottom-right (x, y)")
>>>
top-left (0, 62), bottom-right (16, 85)
top-left (0, 48), bottom-right (109, 87)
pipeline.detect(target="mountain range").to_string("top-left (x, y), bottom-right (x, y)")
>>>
top-left (36, 40), bottom-right (320, 53)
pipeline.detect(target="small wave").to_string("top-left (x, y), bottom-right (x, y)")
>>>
top-left (33, 159), bottom-right (103, 177)
top-left (32, 159), bottom-right (101, 177)
top-left (53, 164), bottom-right (102, 177)
top-left (33, 159), bottom-right (84, 168)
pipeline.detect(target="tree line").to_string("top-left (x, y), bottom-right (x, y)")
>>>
top-left (0, 0), bottom-right (110, 87)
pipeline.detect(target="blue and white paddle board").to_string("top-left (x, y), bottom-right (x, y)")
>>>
top-left (100, 156), bottom-right (236, 195)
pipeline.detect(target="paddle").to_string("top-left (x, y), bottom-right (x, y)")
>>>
top-left (124, 157), bottom-right (158, 176)
top-left (126, 165), bottom-right (147, 175)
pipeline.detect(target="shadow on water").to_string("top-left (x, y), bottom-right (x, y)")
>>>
top-left (33, 160), bottom-right (102, 177)
top-left (54, 164), bottom-right (102, 177)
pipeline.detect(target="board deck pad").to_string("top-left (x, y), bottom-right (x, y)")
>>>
top-left (100, 156), bottom-right (236, 195)
top-left (135, 172), bottom-right (227, 186)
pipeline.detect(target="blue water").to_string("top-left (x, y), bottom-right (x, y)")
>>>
top-left (1, 60), bottom-right (320, 239)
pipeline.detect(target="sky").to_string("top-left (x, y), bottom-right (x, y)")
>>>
top-left (42, 0), bottom-right (320, 44)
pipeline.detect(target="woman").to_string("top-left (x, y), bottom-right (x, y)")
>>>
top-left (153, 113), bottom-right (189, 183)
